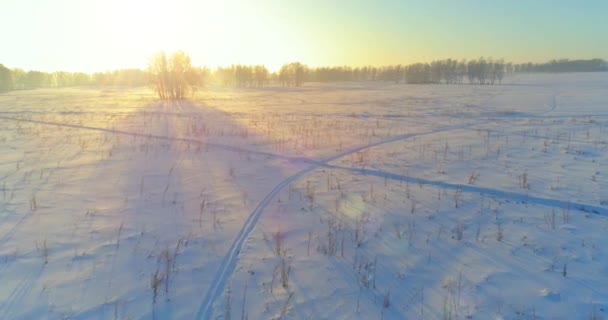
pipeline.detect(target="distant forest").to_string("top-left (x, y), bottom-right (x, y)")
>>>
top-left (1, 58), bottom-right (606, 93)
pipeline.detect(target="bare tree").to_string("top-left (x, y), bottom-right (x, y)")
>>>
top-left (253, 65), bottom-right (268, 87)
top-left (279, 62), bottom-right (307, 87)
top-left (148, 51), bottom-right (197, 100)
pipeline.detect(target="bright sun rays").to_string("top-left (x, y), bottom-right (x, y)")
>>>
top-left (92, 0), bottom-right (302, 71)
top-left (2, 0), bottom-right (607, 72)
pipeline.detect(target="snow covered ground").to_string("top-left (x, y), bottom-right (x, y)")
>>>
top-left (0, 73), bottom-right (606, 319)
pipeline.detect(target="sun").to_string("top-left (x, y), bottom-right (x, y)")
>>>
top-left (90, 0), bottom-right (308, 71)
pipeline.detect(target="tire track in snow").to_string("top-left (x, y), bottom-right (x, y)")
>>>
top-left (0, 91), bottom-right (560, 318)
top-left (195, 92), bottom-right (581, 318)
top-left (328, 165), bottom-right (608, 216)
top-left (0, 115), bottom-right (301, 163)
top-left (0, 266), bottom-right (44, 319)
top-left (1, 112), bottom-right (471, 319)
top-left (194, 122), bottom-right (479, 320)
top-left (0, 114), bottom-right (476, 168)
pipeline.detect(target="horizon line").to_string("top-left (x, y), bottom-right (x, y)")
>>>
top-left (3, 57), bottom-right (607, 74)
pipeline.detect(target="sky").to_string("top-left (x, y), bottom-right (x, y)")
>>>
top-left (1, 0), bottom-right (607, 72)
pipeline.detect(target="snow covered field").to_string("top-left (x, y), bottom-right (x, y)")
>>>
top-left (0, 73), bottom-right (607, 319)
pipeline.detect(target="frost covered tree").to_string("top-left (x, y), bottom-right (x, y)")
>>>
top-left (148, 51), bottom-right (198, 100)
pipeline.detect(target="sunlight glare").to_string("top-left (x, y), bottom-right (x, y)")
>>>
top-left (94, 0), bottom-right (297, 70)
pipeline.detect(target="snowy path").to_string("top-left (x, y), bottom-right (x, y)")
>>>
top-left (194, 120), bottom-right (497, 319)
top-left (329, 165), bottom-right (607, 215)
top-left (0, 111), bottom-right (496, 319)
top-left (195, 90), bottom-right (581, 319)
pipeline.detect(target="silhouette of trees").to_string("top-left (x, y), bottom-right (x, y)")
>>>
top-left (51, 72), bottom-right (72, 87)
top-left (10, 68), bottom-right (25, 89)
top-left (191, 67), bottom-right (210, 87)
top-left (464, 58), bottom-right (506, 85)
top-left (253, 65), bottom-right (269, 87)
top-left (148, 51), bottom-right (198, 100)
top-left (455, 60), bottom-right (468, 84)
top-left (264, 59), bottom-right (504, 86)
top-left (234, 65), bottom-right (252, 87)
top-left (91, 69), bottom-right (148, 86)
top-left (2, 56), bottom-right (606, 94)
top-left (214, 66), bottom-right (236, 86)
top-left (467, 58), bottom-right (487, 84)
top-left (305, 66), bottom-right (377, 82)
top-left (17, 71), bottom-right (46, 88)
top-left (404, 63), bottom-right (430, 84)
top-left (279, 62), bottom-right (307, 87)
top-left (312, 66), bottom-right (352, 82)
top-left (8, 69), bottom-right (55, 89)
top-left (513, 59), bottom-right (607, 72)
top-left (0, 64), bottom-right (12, 92)
top-left (371, 58), bottom-right (507, 85)
top-left (118, 56), bottom-right (608, 86)
top-left (212, 65), bottom-right (268, 88)
top-left (382, 65), bottom-right (404, 83)
top-left (492, 59), bottom-right (506, 85)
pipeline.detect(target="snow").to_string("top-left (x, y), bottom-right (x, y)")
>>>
top-left (0, 73), bottom-right (607, 319)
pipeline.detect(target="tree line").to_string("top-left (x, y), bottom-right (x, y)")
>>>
top-left (1, 56), bottom-right (606, 95)
top-left (215, 65), bottom-right (269, 87)
top-left (511, 59), bottom-right (607, 73)
top-left (0, 66), bottom-right (149, 92)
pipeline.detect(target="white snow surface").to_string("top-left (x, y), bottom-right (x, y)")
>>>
top-left (0, 73), bottom-right (607, 319)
